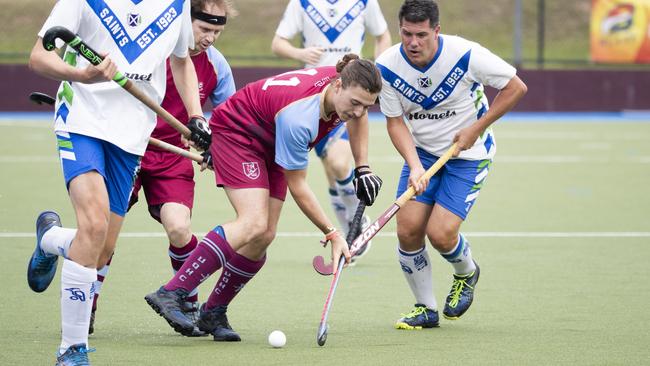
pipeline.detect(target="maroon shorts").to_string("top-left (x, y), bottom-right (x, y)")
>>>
top-left (129, 148), bottom-right (195, 222)
top-left (211, 130), bottom-right (287, 201)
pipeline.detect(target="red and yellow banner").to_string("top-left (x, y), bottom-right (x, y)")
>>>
top-left (590, 0), bottom-right (650, 63)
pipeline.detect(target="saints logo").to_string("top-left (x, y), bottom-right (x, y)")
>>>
top-left (418, 76), bottom-right (432, 88)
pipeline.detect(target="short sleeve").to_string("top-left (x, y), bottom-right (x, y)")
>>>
top-left (274, 98), bottom-right (320, 170)
top-left (364, 0), bottom-right (388, 36)
top-left (38, 0), bottom-right (83, 48)
top-left (207, 48), bottom-right (236, 106)
top-left (376, 62), bottom-right (405, 118)
top-left (275, 0), bottom-right (304, 40)
top-left (467, 43), bottom-right (516, 90)
top-left (172, 0), bottom-right (193, 58)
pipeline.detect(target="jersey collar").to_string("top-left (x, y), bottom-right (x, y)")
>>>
top-left (319, 84), bottom-right (335, 121)
top-left (399, 35), bottom-right (444, 73)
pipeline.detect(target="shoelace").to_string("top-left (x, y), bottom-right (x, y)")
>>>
top-left (58, 346), bottom-right (96, 365)
top-left (448, 277), bottom-right (474, 308)
top-left (34, 253), bottom-right (55, 272)
top-left (401, 306), bottom-right (428, 320)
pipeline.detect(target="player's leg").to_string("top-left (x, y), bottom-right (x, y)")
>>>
top-left (198, 192), bottom-right (283, 341)
top-left (428, 158), bottom-right (491, 320)
top-left (315, 127), bottom-right (349, 234)
top-left (393, 148), bottom-right (443, 330)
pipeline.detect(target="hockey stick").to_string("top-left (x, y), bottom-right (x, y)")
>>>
top-left (312, 143), bottom-right (459, 275)
top-left (28, 91), bottom-right (205, 164)
top-left (42, 26), bottom-right (192, 139)
top-left (316, 202), bottom-right (366, 347)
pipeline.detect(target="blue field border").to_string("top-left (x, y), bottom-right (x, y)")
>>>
top-left (1, 111), bottom-right (650, 122)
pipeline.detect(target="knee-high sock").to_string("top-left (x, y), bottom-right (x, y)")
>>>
top-left (41, 226), bottom-right (76, 258)
top-left (169, 235), bottom-right (199, 302)
top-left (335, 170), bottom-right (360, 224)
top-left (329, 188), bottom-right (348, 234)
top-left (205, 252), bottom-right (266, 310)
top-left (439, 233), bottom-right (476, 276)
top-left (398, 245), bottom-right (437, 310)
top-left (60, 259), bottom-right (96, 353)
top-left (164, 227), bottom-right (234, 293)
top-left (92, 254), bottom-right (113, 312)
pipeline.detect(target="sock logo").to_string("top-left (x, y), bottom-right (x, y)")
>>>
top-left (64, 287), bottom-right (86, 302)
top-left (400, 262), bottom-right (413, 274)
top-left (414, 254), bottom-right (428, 271)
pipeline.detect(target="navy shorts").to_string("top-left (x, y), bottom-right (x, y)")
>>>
top-left (57, 132), bottom-right (141, 216)
top-left (396, 147), bottom-right (492, 220)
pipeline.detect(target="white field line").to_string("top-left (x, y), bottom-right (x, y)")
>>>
top-left (2, 231), bottom-right (650, 239)
top-left (3, 155), bottom-right (650, 164)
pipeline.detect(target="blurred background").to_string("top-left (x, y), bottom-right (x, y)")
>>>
top-left (1, 0), bottom-right (649, 111)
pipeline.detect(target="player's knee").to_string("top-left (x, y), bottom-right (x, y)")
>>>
top-left (396, 226), bottom-right (425, 249)
top-left (242, 220), bottom-right (269, 243)
top-left (427, 229), bottom-right (458, 252)
top-left (77, 214), bottom-right (109, 241)
top-left (165, 222), bottom-right (192, 247)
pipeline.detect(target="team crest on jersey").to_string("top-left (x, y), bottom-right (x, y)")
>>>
top-left (418, 76), bottom-right (432, 88)
top-left (242, 162), bottom-right (260, 180)
top-left (127, 13), bottom-right (142, 27)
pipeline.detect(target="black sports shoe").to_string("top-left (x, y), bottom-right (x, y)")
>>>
top-left (27, 211), bottom-right (61, 292)
top-left (443, 261), bottom-right (480, 320)
top-left (196, 304), bottom-right (241, 342)
top-left (144, 286), bottom-right (195, 336)
top-left (181, 301), bottom-right (207, 337)
top-left (395, 303), bottom-right (440, 330)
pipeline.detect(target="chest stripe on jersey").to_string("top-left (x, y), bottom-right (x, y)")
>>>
top-left (378, 50), bottom-right (472, 111)
top-left (86, 0), bottom-right (185, 64)
top-left (300, 0), bottom-right (368, 43)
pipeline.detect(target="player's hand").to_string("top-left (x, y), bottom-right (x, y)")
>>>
top-left (82, 53), bottom-right (117, 83)
top-left (299, 47), bottom-right (324, 65)
top-left (187, 115), bottom-right (212, 151)
top-left (199, 150), bottom-right (213, 171)
top-left (408, 164), bottom-right (428, 195)
top-left (353, 165), bottom-right (382, 206)
top-left (452, 125), bottom-right (482, 157)
top-left (330, 233), bottom-right (350, 274)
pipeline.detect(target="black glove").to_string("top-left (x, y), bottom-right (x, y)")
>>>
top-left (187, 115), bottom-right (212, 151)
top-left (200, 150), bottom-right (213, 170)
top-left (353, 165), bottom-right (382, 206)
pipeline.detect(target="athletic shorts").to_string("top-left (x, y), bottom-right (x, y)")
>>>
top-left (396, 147), bottom-right (492, 220)
top-left (128, 148), bottom-right (195, 222)
top-left (211, 130), bottom-right (287, 201)
top-left (313, 123), bottom-right (349, 158)
top-left (57, 132), bottom-right (141, 217)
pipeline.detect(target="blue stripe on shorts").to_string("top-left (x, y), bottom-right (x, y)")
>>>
top-left (314, 123), bottom-right (349, 158)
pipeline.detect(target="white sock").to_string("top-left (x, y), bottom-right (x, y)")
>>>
top-left (60, 259), bottom-right (96, 354)
top-left (94, 262), bottom-right (111, 298)
top-left (335, 170), bottom-right (359, 223)
top-left (329, 188), bottom-right (348, 234)
top-left (440, 233), bottom-right (477, 275)
top-left (42, 226), bottom-right (76, 258)
top-left (398, 245), bottom-right (437, 311)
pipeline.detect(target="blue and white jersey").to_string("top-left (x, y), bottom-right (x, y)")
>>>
top-left (376, 35), bottom-right (517, 160)
top-left (39, 0), bottom-right (193, 155)
top-left (275, 0), bottom-right (387, 67)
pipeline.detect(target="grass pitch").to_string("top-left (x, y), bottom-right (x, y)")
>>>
top-left (1, 117), bottom-right (649, 365)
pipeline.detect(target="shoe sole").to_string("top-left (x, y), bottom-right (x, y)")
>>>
top-left (213, 334), bottom-right (241, 342)
top-left (144, 295), bottom-right (196, 337)
top-left (394, 321), bottom-right (439, 330)
top-left (443, 263), bottom-right (480, 320)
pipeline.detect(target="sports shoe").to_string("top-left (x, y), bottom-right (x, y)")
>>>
top-left (55, 343), bottom-right (94, 366)
top-left (144, 286), bottom-right (195, 336)
top-left (88, 310), bottom-right (95, 335)
top-left (443, 261), bottom-right (480, 320)
top-left (349, 214), bottom-right (373, 266)
top-left (27, 211), bottom-right (61, 292)
top-left (395, 304), bottom-right (439, 330)
top-left (196, 304), bottom-right (241, 342)
top-left (181, 301), bottom-right (208, 337)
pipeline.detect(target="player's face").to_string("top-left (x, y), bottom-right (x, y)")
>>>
top-left (399, 19), bottom-right (440, 68)
top-left (190, 5), bottom-right (226, 55)
top-left (333, 81), bottom-right (378, 121)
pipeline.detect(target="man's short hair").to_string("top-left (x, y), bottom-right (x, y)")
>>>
top-left (398, 0), bottom-right (439, 28)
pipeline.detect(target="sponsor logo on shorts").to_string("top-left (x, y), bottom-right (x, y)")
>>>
top-left (242, 162), bottom-right (260, 180)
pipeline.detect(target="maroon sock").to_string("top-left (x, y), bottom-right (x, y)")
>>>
top-left (169, 235), bottom-right (199, 302)
top-left (164, 229), bottom-right (235, 293)
top-left (205, 253), bottom-right (267, 310)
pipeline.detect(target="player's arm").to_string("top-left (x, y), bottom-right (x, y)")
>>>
top-left (271, 35), bottom-right (324, 66)
top-left (29, 37), bottom-right (116, 84)
top-left (285, 168), bottom-right (350, 272)
top-left (452, 75), bottom-right (527, 156)
top-left (386, 115), bottom-right (428, 194)
top-left (373, 30), bottom-right (392, 59)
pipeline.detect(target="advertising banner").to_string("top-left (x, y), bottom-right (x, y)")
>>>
top-left (590, 0), bottom-right (650, 63)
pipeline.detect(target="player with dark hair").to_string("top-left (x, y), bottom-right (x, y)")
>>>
top-left (88, 0), bottom-right (238, 337)
top-left (145, 54), bottom-right (384, 342)
top-left (26, 0), bottom-right (209, 364)
top-left (375, 0), bottom-right (527, 329)
top-left (271, 0), bottom-right (392, 264)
